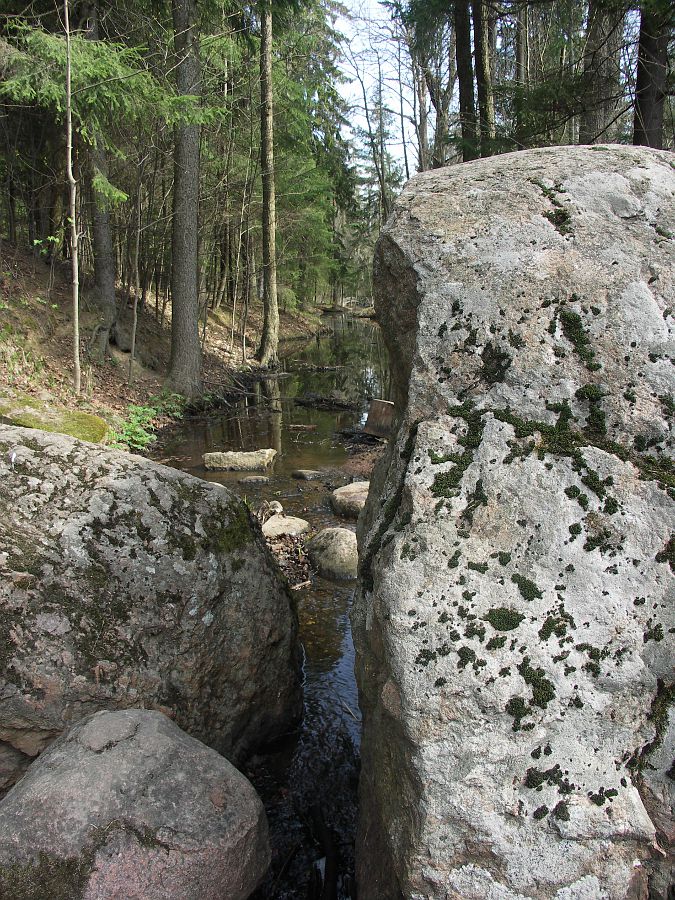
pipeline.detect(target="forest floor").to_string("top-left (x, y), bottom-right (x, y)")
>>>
top-left (0, 242), bottom-right (326, 435)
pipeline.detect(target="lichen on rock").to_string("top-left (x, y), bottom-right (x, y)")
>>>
top-left (353, 146), bottom-right (674, 899)
top-left (0, 426), bottom-right (302, 788)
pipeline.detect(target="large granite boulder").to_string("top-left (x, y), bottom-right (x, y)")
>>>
top-left (354, 146), bottom-right (674, 899)
top-left (0, 426), bottom-right (301, 789)
top-left (0, 709), bottom-right (270, 899)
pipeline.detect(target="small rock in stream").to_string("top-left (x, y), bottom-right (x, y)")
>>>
top-left (262, 514), bottom-right (310, 539)
top-left (307, 528), bottom-right (358, 580)
top-left (331, 481), bottom-right (370, 519)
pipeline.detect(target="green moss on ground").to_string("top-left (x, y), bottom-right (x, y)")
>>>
top-left (0, 395), bottom-right (108, 443)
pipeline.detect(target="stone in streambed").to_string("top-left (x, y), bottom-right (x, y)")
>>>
top-left (292, 469), bottom-right (325, 481)
top-left (331, 481), bottom-right (369, 518)
top-left (239, 475), bottom-right (270, 485)
top-left (0, 709), bottom-right (270, 900)
top-left (308, 527), bottom-right (358, 580)
top-left (262, 514), bottom-right (310, 539)
top-left (204, 449), bottom-right (276, 471)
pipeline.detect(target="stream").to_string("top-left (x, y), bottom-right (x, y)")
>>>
top-left (152, 313), bottom-right (390, 898)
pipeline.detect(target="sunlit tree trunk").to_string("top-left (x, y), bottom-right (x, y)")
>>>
top-left (472, 0), bottom-right (496, 156)
top-left (80, 1), bottom-right (117, 361)
top-left (579, 0), bottom-right (625, 143)
top-left (257, 0), bottom-right (279, 367)
top-left (515, 3), bottom-right (529, 147)
top-left (89, 147), bottom-right (117, 361)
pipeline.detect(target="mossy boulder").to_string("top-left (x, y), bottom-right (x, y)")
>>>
top-left (0, 394), bottom-right (107, 443)
top-left (0, 425), bottom-right (302, 791)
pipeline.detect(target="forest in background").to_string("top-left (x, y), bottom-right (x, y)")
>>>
top-left (0, 0), bottom-right (673, 399)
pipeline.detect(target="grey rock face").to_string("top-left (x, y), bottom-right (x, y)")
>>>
top-left (331, 481), bottom-right (370, 519)
top-left (0, 426), bottom-right (302, 788)
top-left (354, 146), bottom-right (674, 899)
top-left (0, 709), bottom-right (270, 900)
top-left (204, 449), bottom-right (276, 471)
top-left (308, 528), bottom-right (358, 580)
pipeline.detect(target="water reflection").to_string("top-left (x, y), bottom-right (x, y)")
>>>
top-left (158, 316), bottom-right (389, 488)
top-left (153, 314), bottom-right (388, 899)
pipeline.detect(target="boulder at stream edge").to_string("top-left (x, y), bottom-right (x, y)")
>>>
top-left (0, 709), bottom-right (270, 900)
top-left (0, 426), bottom-right (302, 791)
top-left (331, 481), bottom-right (370, 519)
top-left (308, 528), bottom-right (358, 580)
top-left (353, 146), bottom-right (674, 899)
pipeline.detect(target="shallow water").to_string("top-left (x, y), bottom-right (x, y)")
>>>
top-left (153, 314), bottom-right (390, 898)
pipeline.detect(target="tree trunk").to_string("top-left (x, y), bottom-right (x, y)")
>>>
top-left (412, 57), bottom-right (430, 171)
top-left (77, 1), bottom-right (116, 361)
top-left (472, 0), bottom-right (496, 156)
top-left (633, 1), bottom-right (672, 149)
top-left (64, 0), bottom-right (81, 395)
top-left (257, 0), bottom-right (279, 368)
top-left (454, 0), bottom-right (479, 161)
top-left (89, 147), bottom-right (117, 361)
top-left (168, 0), bottom-right (202, 396)
top-left (397, 38), bottom-right (410, 181)
top-left (579, 0), bottom-right (625, 143)
top-left (515, 2), bottom-right (529, 148)
top-left (129, 167), bottom-right (143, 384)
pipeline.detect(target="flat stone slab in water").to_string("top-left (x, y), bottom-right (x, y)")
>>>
top-left (204, 449), bottom-right (276, 471)
top-left (292, 469), bottom-right (325, 480)
top-left (239, 475), bottom-right (270, 485)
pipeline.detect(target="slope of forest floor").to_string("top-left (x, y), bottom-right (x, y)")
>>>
top-left (0, 243), bottom-right (324, 437)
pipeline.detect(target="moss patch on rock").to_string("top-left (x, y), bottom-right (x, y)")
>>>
top-left (0, 395), bottom-right (108, 443)
top-left (0, 852), bottom-right (91, 900)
